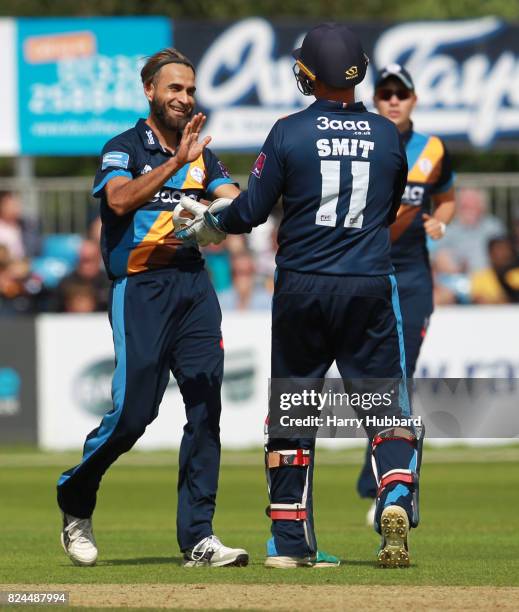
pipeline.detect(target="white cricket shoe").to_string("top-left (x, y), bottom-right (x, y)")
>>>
top-left (61, 513), bottom-right (98, 566)
top-left (366, 499), bottom-right (376, 527)
top-left (264, 550), bottom-right (339, 569)
top-left (183, 535), bottom-right (249, 567)
top-left (264, 555), bottom-right (313, 569)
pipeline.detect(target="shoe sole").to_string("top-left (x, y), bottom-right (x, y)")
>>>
top-left (184, 553), bottom-right (249, 568)
top-left (312, 561), bottom-right (340, 568)
top-left (60, 533), bottom-right (97, 567)
top-left (264, 556), bottom-right (313, 569)
top-left (378, 505), bottom-right (410, 568)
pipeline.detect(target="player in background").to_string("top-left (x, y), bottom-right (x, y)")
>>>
top-left (176, 24), bottom-right (423, 568)
top-left (357, 65), bottom-right (456, 525)
top-left (56, 48), bottom-right (248, 568)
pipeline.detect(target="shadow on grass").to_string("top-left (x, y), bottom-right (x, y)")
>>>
top-left (340, 559), bottom-right (378, 567)
top-left (100, 556), bottom-right (182, 566)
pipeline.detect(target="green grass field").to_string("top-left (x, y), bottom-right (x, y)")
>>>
top-left (1, 446), bottom-right (519, 609)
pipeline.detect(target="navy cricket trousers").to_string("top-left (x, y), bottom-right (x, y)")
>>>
top-left (357, 264), bottom-right (433, 498)
top-left (57, 265), bottom-right (224, 551)
top-left (266, 270), bottom-right (413, 557)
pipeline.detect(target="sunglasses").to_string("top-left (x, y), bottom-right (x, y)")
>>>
top-left (376, 88), bottom-right (412, 101)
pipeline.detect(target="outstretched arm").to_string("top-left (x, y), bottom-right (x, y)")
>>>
top-left (215, 123), bottom-right (284, 234)
top-left (175, 122), bottom-right (284, 244)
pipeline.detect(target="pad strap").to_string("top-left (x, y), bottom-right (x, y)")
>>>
top-left (372, 427), bottom-right (416, 449)
top-left (267, 449), bottom-right (310, 468)
top-left (377, 469), bottom-right (417, 496)
top-left (267, 503), bottom-right (307, 521)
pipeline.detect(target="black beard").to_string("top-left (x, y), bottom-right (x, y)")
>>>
top-left (150, 97), bottom-right (192, 133)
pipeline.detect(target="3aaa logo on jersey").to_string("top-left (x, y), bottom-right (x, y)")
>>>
top-left (251, 152), bottom-right (267, 178)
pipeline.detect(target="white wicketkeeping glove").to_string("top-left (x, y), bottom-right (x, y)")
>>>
top-left (174, 195), bottom-right (232, 247)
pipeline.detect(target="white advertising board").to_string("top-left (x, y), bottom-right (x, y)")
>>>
top-left (37, 307), bottom-right (519, 450)
top-left (417, 306), bottom-right (519, 378)
top-left (37, 312), bottom-right (270, 450)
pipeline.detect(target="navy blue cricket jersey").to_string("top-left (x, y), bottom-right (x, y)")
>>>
top-left (218, 99), bottom-right (407, 276)
top-left (92, 119), bottom-right (235, 279)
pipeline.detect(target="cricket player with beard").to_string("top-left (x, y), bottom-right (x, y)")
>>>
top-left (357, 64), bottom-right (456, 524)
top-left (57, 48), bottom-right (248, 568)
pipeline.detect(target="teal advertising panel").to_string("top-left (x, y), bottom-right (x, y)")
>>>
top-left (17, 17), bottom-right (172, 155)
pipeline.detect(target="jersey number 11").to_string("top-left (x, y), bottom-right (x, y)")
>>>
top-left (316, 160), bottom-right (370, 229)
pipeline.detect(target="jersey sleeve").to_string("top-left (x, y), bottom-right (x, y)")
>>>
top-left (203, 149), bottom-right (239, 196)
top-left (388, 133), bottom-right (408, 224)
top-left (431, 140), bottom-right (455, 195)
top-left (217, 121), bottom-right (284, 234)
top-left (92, 138), bottom-right (134, 198)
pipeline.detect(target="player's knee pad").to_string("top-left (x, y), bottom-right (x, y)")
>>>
top-left (265, 449), bottom-right (311, 509)
top-left (371, 426), bottom-right (424, 529)
top-left (265, 448), bottom-right (315, 551)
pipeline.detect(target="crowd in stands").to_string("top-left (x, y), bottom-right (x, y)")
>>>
top-left (1, 187), bottom-right (519, 316)
top-left (431, 188), bottom-right (519, 305)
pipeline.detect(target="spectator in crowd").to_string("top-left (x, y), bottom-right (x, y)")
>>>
top-left (0, 191), bottom-right (40, 259)
top-left (470, 236), bottom-right (519, 304)
top-left (431, 188), bottom-right (506, 303)
top-left (431, 250), bottom-right (459, 305)
top-left (0, 244), bottom-right (44, 315)
top-left (61, 279), bottom-right (98, 313)
top-left (218, 249), bottom-right (272, 310)
top-left (510, 208), bottom-right (519, 255)
top-left (53, 239), bottom-right (110, 312)
top-left (433, 188), bottom-right (505, 274)
top-left (245, 215), bottom-right (279, 292)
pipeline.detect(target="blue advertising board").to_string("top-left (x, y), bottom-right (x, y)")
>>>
top-left (17, 17), bottom-right (172, 155)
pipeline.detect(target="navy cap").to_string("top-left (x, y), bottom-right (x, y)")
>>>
top-left (292, 23), bottom-right (369, 89)
top-left (374, 63), bottom-right (415, 90)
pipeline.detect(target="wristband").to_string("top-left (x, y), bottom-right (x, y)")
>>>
top-left (438, 221), bottom-right (447, 236)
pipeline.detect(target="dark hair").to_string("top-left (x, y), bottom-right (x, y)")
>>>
top-left (140, 48), bottom-right (195, 86)
top-left (487, 235), bottom-right (513, 253)
top-left (0, 190), bottom-right (13, 204)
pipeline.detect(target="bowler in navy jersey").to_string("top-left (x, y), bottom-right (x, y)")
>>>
top-left (56, 48), bottom-right (249, 569)
top-left (177, 24), bottom-right (425, 569)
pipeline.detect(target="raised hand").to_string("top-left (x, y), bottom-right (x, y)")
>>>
top-left (175, 113), bottom-right (211, 167)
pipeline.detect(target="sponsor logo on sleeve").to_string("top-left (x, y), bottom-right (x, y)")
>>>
top-left (102, 151), bottom-right (130, 170)
top-left (251, 152), bottom-right (266, 178)
top-left (217, 160), bottom-right (231, 178)
top-left (190, 166), bottom-right (205, 184)
top-left (418, 158), bottom-right (433, 175)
